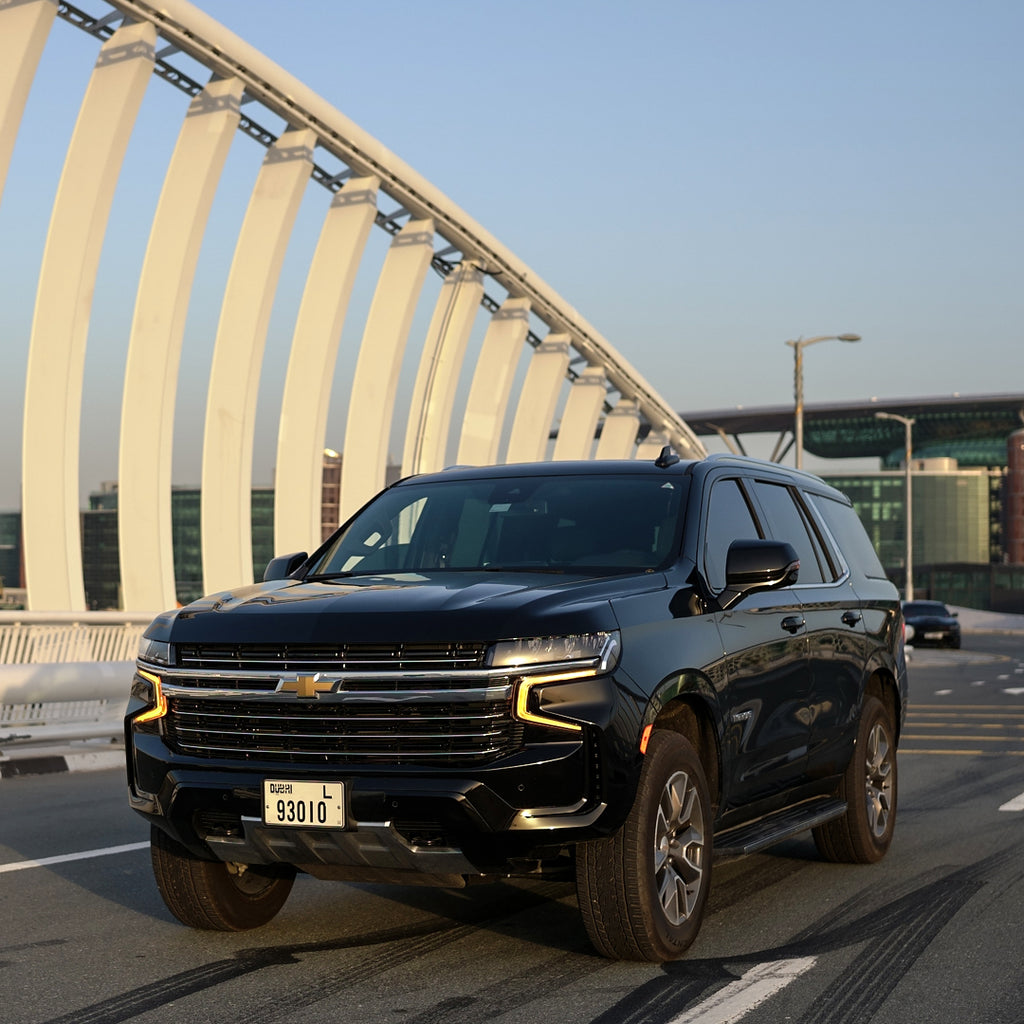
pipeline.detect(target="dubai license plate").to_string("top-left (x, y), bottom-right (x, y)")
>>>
top-left (263, 779), bottom-right (345, 828)
top-left (924, 631), bottom-right (944, 639)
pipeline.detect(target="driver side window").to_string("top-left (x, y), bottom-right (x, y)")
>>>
top-left (703, 478), bottom-right (761, 593)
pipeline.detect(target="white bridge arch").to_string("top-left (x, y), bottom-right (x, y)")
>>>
top-left (1, 0), bottom-right (704, 614)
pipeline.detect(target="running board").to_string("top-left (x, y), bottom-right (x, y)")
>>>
top-left (714, 798), bottom-right (847, 858)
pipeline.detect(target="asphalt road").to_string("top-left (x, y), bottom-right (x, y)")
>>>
top-left (2, 633), bottom-right (1022, 1024)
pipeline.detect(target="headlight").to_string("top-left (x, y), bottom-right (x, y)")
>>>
top-left (488, 631), bottom-right (620, 672)
top-left (137, 637), bottom-right (171, 666)
top-left (490, 632), bottom-right (620, 733)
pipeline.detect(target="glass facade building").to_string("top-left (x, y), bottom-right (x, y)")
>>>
top-left (0, 511), bottom-right (22, 605)
top-left (822, 468), bottom-right (998, 570)
top-left (821, 465), bottom-right (1013, 606)
top-left (82, 485), bottom-right (276, 610)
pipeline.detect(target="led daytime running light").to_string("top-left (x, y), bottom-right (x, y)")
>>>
top-left (515, 676), bottom-right (585, 733)
top-left (134, 669), bottom-right (167, 724)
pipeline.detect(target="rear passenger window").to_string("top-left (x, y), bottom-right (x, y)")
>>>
top-left (748, 480), bottom-right (830, 584)
top-left (704, 478), bottom-right (761, 593)
top-left (809, 493), bottom-right (888, 579)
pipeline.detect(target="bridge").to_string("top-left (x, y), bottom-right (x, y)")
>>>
top-left (1, 0), bottom-right (706, 740)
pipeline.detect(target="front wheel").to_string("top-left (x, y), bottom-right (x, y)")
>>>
top-left (814, 695), bottom-right (897, 863)
top-left (576, 730), bottom-right (713, 961)
top-left (150, 825), bottom-right (296, 930)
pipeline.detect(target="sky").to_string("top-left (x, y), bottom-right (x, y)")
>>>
top-left (1, 0), bottom-right (1022, 508)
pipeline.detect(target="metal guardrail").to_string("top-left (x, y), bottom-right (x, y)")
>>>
top-left (0, 612), bottom-right (153, 746)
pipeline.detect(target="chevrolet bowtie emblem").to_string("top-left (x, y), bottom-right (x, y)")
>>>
top-left (279, 674), bottom-right (335, 698)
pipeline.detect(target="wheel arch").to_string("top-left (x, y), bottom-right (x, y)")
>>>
top-left (865, 669), bottom-right (902, 742)
top-left (645, 676), bottom-right (722, 814)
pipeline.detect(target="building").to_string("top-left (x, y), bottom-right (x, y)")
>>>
top-left (682, 394), bottom-right (1024, 611)
top-left (320, 449), bottom-right (401, 541)
top-left (77, 451), bottom-right (403, 610)
top-left (0, 511), bottom-right (23, 607)
top-left (81, 484), bottom-right (276, 611)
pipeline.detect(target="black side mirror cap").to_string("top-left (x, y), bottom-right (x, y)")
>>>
top-left (263, 551), bottom-right (308, 582)
top-left (720, 540), bottom-right (800, 610)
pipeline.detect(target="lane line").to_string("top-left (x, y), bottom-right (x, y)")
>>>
top-left (0, 841), bottom-right (148, 874)
top-left (669, 957), bottom-right (817, 1024)
top-left (902, 734), bottom-right (1024, 742)
top-left (901, 749), bottom-right (1024, 756)
top-left (998, 792), bottom-right (1024, 812)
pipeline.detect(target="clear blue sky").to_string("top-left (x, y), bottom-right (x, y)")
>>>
top-left (1, 0), bottom-right (1022, 505)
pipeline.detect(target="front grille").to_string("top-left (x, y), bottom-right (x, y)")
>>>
top-left (164, 688), bottom-right (522, 767)
top-left (175, 641), bottom-right (489, 673)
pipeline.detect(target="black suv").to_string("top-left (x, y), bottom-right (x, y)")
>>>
top-left (127, 452), bottom-right (907, 961)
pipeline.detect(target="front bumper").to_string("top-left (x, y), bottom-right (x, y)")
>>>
top-left (127, 730), bottom-right (627, 879)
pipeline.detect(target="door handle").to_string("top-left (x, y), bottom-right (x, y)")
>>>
top-left (781, 615), bottom-right (806, 634)
top-left (842, 611), bottom-right (862, 627)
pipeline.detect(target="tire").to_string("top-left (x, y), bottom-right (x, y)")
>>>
top-left (814, 695), bottom-right (897, 864)
top-left (575, 730), bottom-right (713, 961)
top-left (150, 824), bottom-right (296, 930)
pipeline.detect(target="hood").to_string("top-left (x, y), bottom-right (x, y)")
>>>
top-left (149, 570), bottom-right (668, 645)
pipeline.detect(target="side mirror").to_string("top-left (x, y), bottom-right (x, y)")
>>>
top-left (720, 539), bottom-right (800, 610)
top-left (263, 551), bottom-right (308, 582)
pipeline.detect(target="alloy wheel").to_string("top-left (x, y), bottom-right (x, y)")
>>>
top-left (654, 770), bottom-right (707, 925)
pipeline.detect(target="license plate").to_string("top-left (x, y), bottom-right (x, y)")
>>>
top-left (263, 779), bottom-right (345, 828)
top-left (924, 631), bottom-right (944, 639)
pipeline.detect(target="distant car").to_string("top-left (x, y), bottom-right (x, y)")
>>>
top-left (902, 600), bottom-right (961, 648)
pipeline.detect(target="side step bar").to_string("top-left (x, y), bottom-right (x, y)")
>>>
top-left (714, 797), bottom-right (847, 858)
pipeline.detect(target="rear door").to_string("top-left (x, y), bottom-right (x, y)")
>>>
top-left (747, 479), bottom-right (869, 782)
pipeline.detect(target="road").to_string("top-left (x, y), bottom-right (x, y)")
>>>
top-left (2, 633), bottom-right (1022, 1024)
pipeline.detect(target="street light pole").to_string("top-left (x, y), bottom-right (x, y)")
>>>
top-left (786, 333), bottom-right (861, 469)
top-left (876, 411), bottom-right (916, 601)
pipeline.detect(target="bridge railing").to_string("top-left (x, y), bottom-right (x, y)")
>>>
top-left (0, 611), bottom-right (152, 747)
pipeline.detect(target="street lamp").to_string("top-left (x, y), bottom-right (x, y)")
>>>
top-left (786, 334), bottom-right (861, 469)
top-left (875, 411), bottom-right (916, 601)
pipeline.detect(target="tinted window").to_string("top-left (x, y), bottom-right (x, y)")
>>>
top-left (749, 480), bottom-right (827, 584)
top-left (310, 475), bottom-right (687, 575)
top-left (808, 493), bottom-right (888, 580)
top-left (703, 478), bottom-right (761, 592)
top-left (903, 601), bottom-right (952, 617)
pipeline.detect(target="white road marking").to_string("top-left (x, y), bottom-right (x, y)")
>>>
top-left (669, 957), bottom-right (817, 1024)
top-left (970, 680), bottom-right (985, 687)
top-left (1004, 688), bottom-right (1024, 696)
top-left (0, 841), bottom-right (148, 874)
top-left (934, 689), bottom-right (953, 696)
top-left (998, 792), bottom-right (1024, 812)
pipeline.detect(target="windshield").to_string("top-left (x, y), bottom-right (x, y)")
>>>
top-left (903, 601), bottom-right (951, 616)
top-left (308, 474), bottom-right (687, 577)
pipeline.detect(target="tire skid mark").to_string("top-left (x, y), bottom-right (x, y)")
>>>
top-left (400, 949), bottom-right (602, 1024)
top-left (908, 757), bottom-right (1023, 811)
top-left (706, 857), bottom-right (810, 917)
top-left (792, 879), bottom-right (981, 1024)
top-left (587, 851), bottom-right (1012, 1024)
top-left (38, 953), bottom-right (296, 1024)
top-left (247, 922), bottom-right (486, 1023)
top-left (588, 967), bottom-right (728, 1024)
top-left (34, 883), bottom-right (568, 1024)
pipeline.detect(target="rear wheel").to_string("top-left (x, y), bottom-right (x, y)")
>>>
top-left (576, 730), bottom-right (712, 961)
top-left (150, 825), bottom-right (296, 930)
top-left (814, 695), bottom-right (897, 863)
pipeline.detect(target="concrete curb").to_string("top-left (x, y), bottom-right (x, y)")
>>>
top-left (0, 746), bottom-right (124, 779)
